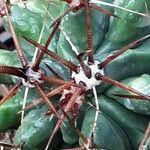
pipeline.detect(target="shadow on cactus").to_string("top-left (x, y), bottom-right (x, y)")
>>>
top-left (0, 0), bottom-right (150, 150)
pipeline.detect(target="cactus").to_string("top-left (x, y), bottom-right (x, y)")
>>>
top-left (0, 0), bottom-right (150, 150)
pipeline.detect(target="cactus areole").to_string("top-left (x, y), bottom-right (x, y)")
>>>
top-left (72, 59), bottom-right (104, 90)
top-left (66, 0), bottom-right (83, 7)
top-left (22, 66), bottom-right (42, 88)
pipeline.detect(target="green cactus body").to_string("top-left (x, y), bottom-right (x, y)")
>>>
top-left (0, 89), bottom-right (39, 131)
top-left (0, 0), bottom-right (150, 150)
top-left (14, 106), bottom-right (57, 150)
top-left (105, 74), bottom-right (150, 115)
top-left (80, 107), bottom-right (132, 150)
top-left (96, 0), bottom-right (150, 54)
top-left (0, 50), bottom-right (20, 84)
top-left (92, 95), bottom-right (150, 149)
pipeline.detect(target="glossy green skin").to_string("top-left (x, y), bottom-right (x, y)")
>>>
top-left (0, 0), bottom-right (63, 133)
top-left (3, 3), bottom-right (61, 54)
top-left (57, 31), bottom-right (78, 64)
top-left (105, 74), bottom-right (150, 115)
top-left (0, 98), bottom-right (21, 131)
top-left (0, 50), bottom-right (20, 84)
top-left (96, 0), bottom-right (150, 54)
top-left (89, 95), bottom-right (150, 149)
top-left (0, 89), bottom-right (38, 131)
top-left (61, 119), bottom-right (78, 144)
top-left (60, 105), bottom-right (87, 145)
top-left (80, 108), bottom-right (131, 150)
top-left (56, 2), bottom-right (150, 148)
top-left (14, 106), bottom-right (57, 150)
top-left (57, 2), bottom-right (111, 62)
top-left (97, 39), bottom-right (150, 81)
